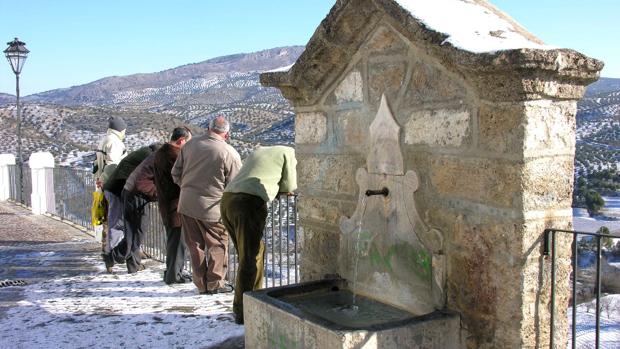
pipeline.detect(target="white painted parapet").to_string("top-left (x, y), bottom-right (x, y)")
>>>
top-left (0, 154), bottom-right (16, 201)
top-left (29, 152), bottom-right (56, 215)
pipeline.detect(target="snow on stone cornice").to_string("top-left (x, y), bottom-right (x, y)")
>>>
top-left (264, 64), bottom-right (294, 73)
top-left (396, 0), bottom-right (554, 53)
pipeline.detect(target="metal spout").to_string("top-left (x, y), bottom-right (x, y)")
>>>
top-left (365, 187), bottom-right (389, 197)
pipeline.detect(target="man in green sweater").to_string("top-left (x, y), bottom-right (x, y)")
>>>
top-left (220, 145), bottom-right (297, 325)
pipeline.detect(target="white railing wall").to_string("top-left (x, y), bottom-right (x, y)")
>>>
top-left (0, 154), bottom-right (15, 201)
top-left (29, 152), bottom-right (56, 215)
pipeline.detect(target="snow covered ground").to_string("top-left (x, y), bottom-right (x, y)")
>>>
top-left (0, 255), bottom-right (243, 349)
top-left (573, 196), bottom-right (620, 235)
top-left (602, 197), bottom-right (620, 219)
top-left (568, 294), bottom-right (620, 349)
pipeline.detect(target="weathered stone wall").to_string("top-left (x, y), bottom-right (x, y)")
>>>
top-left (292, 20), bottom-right (583, 349)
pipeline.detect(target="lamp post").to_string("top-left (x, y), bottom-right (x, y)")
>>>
top-left (4, 38), bottom-right (29, 203)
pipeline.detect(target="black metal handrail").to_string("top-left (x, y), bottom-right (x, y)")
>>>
top-left (7, 164), bottom-right (31, 206)
top-left (225, 194), bottom-right (300, 286)
top-left (6, 164), bottom-right (301, 287)
top-left (50, 167), bottom-right (95, 230)
top-left (140, 195), bottom-right (300, 286)
top-left (4, 163), bottom-right (301, 286)
top-left (544, 228), bottom-right (620, 349)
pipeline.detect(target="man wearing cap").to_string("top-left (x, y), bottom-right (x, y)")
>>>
top-left (172, 116), bottom-right (241, 294)
top-left (94, 116), bottom-right (127, 187)
top-left (94, 116), bottom-right (127, 268)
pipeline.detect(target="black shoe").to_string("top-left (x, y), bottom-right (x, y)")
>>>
top-left (205, 284), bottom-right (234, 294)
top-left (167, 276), bottom-right (192, 285)
top-left (177, 274), bottom-right (192, 283)
top-left (164, 271), bottom-right (192, 285)
top-left (101, 253), bottom-right (114, 273)
top-left (128, 263), bottom-right (146, 274)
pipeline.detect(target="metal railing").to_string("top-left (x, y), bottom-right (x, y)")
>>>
top-left (227, 195), bottom-right (300, 286)
top-left (142, 203), bottom-right (168, 262)
top-left (50, 167), bottom-right (96, 230)
top-left (7, 164), bottom-right (31, 206)
top-left (544, 228), bottom-right (620, 349)
top-left (5, 164), bottom-right (301, 287)
top-left (266, 195), bottom-right (300, 286)
top-left (141, 195), bottom-right (300, 286)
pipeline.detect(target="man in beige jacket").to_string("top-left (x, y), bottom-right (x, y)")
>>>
top-left (94, 116), bottom-right (127, 266)
top-left (172, 116), bottom-right (241, 294)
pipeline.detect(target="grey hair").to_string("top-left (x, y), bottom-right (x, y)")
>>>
top-left (209, 116), bottom-right (230, 133)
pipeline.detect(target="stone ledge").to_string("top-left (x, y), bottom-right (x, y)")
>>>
top-left (261, 0), bottom-right (602, 105)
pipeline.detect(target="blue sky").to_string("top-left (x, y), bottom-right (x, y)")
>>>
top-left (0, 0), bottom-right (618, 96)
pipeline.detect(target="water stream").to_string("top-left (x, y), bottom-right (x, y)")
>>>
top-left (349, 195), bottom-right (368, 310)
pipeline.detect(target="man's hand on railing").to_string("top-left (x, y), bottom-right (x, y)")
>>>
top-left (278, 192), bottom-right (295, 198)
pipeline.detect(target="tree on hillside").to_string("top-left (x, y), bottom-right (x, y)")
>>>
top-left (596, 226), bottom-right (614, 249)
top-left (585, 190), bottom-right (605, 214)
top-left (576, 177), bottom-right (587, 188)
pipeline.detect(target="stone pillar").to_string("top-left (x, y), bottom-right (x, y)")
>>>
top-left (29, 152), bottom-right (56, 215)
top-left (0, 154), bottom-right (16, 201)
top-left (260, 3), bottom-right (603, 346)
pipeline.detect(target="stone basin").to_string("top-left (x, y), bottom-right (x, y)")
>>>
top-left (244, 279), bottom-right (462, 349)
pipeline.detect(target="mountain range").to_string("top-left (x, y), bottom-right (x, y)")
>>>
top-left (0, 45), bottom-right (618, 173)
top-left (575, 77), bottom-right (620, 177)
top-left (0, 46), bottom-right (304, 166)
top-left (21, 46), bottom-right (304, 109)
top-left (584, 77), bottom-right (620, 97)
top-left (0, 93), bottom-right (14, 105)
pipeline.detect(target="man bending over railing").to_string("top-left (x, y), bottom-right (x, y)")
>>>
top-left (220, 145), bottom-right (297, 325)
top-left (153, 126), bottom-right (193, 284)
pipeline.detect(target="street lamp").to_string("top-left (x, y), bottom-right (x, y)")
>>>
top-left (4, 38), bottom-right (29, 203)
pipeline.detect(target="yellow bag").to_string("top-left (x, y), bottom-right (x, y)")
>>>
top-left (91, 189), bottom-right (107, 226)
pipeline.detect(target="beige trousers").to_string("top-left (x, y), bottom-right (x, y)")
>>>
top-left (180, 214), bottom-right (228, 292)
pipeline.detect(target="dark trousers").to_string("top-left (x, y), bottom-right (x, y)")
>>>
top-left (103, 190), bottom-right (124, 253)
top-left (121, 190), bottom-right (149, 273)
top-left (164, 225), bottom-right (187, 284)
top-left (220, 192), bottom-right (267, 322)
top-left (106, 190), bottom-right (128, 266)
top-left (180, 214), bottom-right (229, 293)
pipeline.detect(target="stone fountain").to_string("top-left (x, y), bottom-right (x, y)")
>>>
top-left (244, 95), bottom-right (459, 348)
top-left (251, 0), bottom-right (601, 348)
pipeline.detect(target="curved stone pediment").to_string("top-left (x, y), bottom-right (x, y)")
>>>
top-left (367, 94), bottom-right (404, 176)
top-left (260, 0), bottom-right (602, 106)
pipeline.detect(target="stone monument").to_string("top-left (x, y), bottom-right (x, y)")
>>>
top-left (253, 0), bottom-right (603, 348)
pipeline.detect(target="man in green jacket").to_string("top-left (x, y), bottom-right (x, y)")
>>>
top-left (220, 145), bottom-right (297, 324)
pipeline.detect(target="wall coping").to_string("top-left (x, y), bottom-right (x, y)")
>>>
top-left (0, 154), bottom-right (16, 166)
top-left (28, 152), bottom-right (55, 169)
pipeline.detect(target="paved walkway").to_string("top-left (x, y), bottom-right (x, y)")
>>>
top-left (0, 201), bottom-right (243, 349)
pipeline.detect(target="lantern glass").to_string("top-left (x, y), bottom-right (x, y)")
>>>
top-left (6, 52), bottom-right (27, 74)
top-left (4, 38), bottom-right (29, 75)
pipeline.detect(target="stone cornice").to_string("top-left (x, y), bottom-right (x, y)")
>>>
top-left (260, 0), bottom-right (603, 105)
